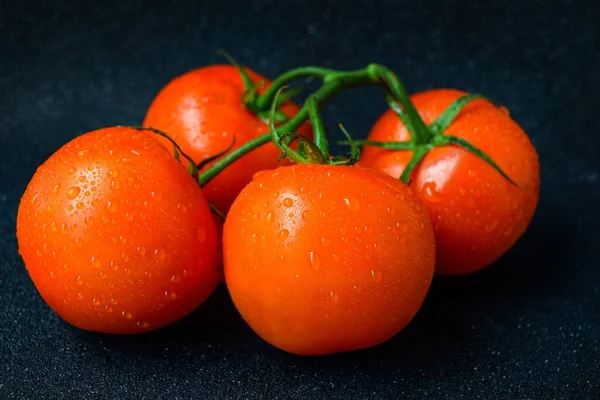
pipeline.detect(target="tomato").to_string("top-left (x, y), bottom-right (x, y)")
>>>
top-left (360, 89), bottom-right (540, 276)
top-left (16, 127), bottom-right (221, 334)
top-left (223, 164), bottom-right (435, 356)
top-left (143, 65), bottom-right (312, 214)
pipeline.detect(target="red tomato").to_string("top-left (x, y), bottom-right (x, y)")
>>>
top-left (223, 164), bottom-right (435, 356)
top-left (143, 65), bottom-right (312, 214)
top-left (16, 127), bottom-right (221, 333)
top-left (360, 89), bottom-right (540, 275)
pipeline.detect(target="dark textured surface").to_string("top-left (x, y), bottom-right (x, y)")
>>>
top-left (1, 0), bottom-right (599, 398)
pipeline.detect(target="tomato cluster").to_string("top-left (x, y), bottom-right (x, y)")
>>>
top-left (16, 58), bottom-right (539, 356)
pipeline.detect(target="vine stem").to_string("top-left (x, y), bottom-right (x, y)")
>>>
top-left (198, 64), bottom-right (425, 186)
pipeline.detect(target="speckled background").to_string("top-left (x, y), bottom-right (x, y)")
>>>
top-left (1, 0), bottom-right (599, 398)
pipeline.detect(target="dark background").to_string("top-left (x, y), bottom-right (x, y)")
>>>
top-left (1, 0), bottom-right (599, 398)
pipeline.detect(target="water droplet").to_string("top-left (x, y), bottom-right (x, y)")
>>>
top-left (252, 213), bottom-right (260, 220)
top-left (401, 224), bottom-right (408, 233)
top-left (76, 202), bottom-right (84, 210)
top-left (288, 213), bottom-right (294, 218)
top-left (343, 196), bottom-right (360, 211)
top-left (90, 256), bottom-right (101, 268)
top-left (110, 298), bottom-right (118, 305)
top-left (165, 290), bottom-right (177, 299)
top-left (68, 167), bottom-right (76, 175)
top-left (110, 180), bottom-right (120, 190)
top-left (421, 181), bottom-right (443, 203)
top-left (277, 229), bottom-right (289, 241)
top-left (75, 276), bottom-right (84, 285)
top-left (121, 253), bottom-right (130, 263)
top-left (85, 216), bottom-right (95, 226)
top-left (109, 261), bottom-right (119, 271)
top-left (60, 223), bottom-right (68, 235)
top-left (330, 291), bottom-right (339, 302)
top-left (371, 269), bottom-right (382, 282)
top-left (137, 321), bottom-right (150, 328)
top-left (178, 204), bottom-right (187, 213)
top-left (283, 197), bottom-right (294, 207)
top-left (353, 285), bottom-right (362, 293)
top-left (87, 165), bottom-right (94, 171)
top-left (265, 212), bottom-right (274, 224)
top-left (485, 219), bottom-right (499, 233)
top-left (196, 226), bottom-right (207, 243)
top-left (137, 246), bottom-right (146, 256)
top-left (92, 298), bottom-right (101, 306)
top-left (387, 206), bottom-right (396, 216)
top-left (52, 183), bottom-right (61, 195)
top-left (302, 210), bottom-right (310, 221)
top-left (91, 199), bottom-right (99, 207)
top-left (67, 204), bottom-right (74, 211)
top-left (77, 292), bottom-right (84, 300)
top-left (105, 305), bottom-right (114, 313)
top-left (309, 252), bottom-right (320, 271)
top-left (154, 248), bottom-right (167, 262)
top-left (332, 253), bottom-right (340, 263)
top-left (121, 311), bottom-right (133, 319)
top-left (50, 221), bottom-right (57, 232)
top-left (99, 271), bottom-right (107, 279)
top-left (78, 176), bottom-right (86, 183)
top-left (170, 274), bottom-right (181, 283)
top-left (272, 192), bottom-right (279, 199)
top-left (107, 201), bottom-right (118, 213)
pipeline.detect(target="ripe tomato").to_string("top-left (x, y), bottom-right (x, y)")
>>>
top-left (360, 89), bottom-right (540, 275)
top-left (16, 127), bottom-right (221, 334)
top-left (223, 164), bottom-right (435, 356)
top-left (143, 65), bottom-right (312, 214)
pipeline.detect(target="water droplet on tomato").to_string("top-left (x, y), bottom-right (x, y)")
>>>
top-left (272, 192), bottom-right (279, 199)
top-left (92, 298), bottom-right (101, 306)
top-left (68, 167), bottom-right (76, 175)
top-left (165, 290), bottom-right (177, 299)
top-left (121, 311), bottom-right (133, 319)
top-left (91, 199), bottom-right (99, 207)
top-left (85, 216), bottom-right (95, 226)
top-left (136, 246), bottom-right (146, 256)
top-left (277, 229), bottom-right (289, 241)
top-left (105, 305), bottom-right (114, 313)
top-left (137, 321), bottom-right (150, 328)
top-left (77, 292), bottom-right (84, 300)
top-left (252, 213), bottom-right (260, 220)
top-left (91, 256), bottom-right (101, 268)
top-left (266, 212), bottom-right (274, 223)
top-left (79, 176), bottom-right (86, 182)
top-left (353, 285), bottom-right (362, 293)
top-left (107, 201), bottom-right (118, 213)
top-left (76, 202), bottom-right (84, 210)
top-left (154, 248), bottom-right (166, 262)
top-left (121, 253), bottom-right (129, 263)
top-left (196, 226), bottom-right (207, 243)
top-left (110, 180), bottom-right (120, 190)
top-left (50, 221), bottom-right (57, 232)
top-left (52, 183), bottom-right (61, 195)
top-left (60, 223), bottom-right (68, 235)
top-left (484, 219), bottom-right (499, 233)
top-left (99, 271), bottom-right (107, 279)
top-left (110, 261), bottom-right (119, 271)
top-left (421, 181), bottom-right (443, 203)
top-left (330, 291), bottom-right (339, 302)
top-left (75, 276), bottom-right (84, 285)
top-left (170, 274), bottom-right (181, 283)
top-left (371, 269), bottom-right (382, 282)
top-left (110, 298), bottom-right (118, 305)
top-left (283, 197), bottom-right (294, 207)
top-left (343, 196), bottom-right (360, 211)
top-left (308, 252), bottom-right (320, 271)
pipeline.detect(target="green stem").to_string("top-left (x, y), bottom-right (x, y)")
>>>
top-left (307, 96), bottom-right (329, 159)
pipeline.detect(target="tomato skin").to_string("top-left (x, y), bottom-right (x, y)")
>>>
top-left (360, 89), bottom-right (540, 276)
top-left (143, 65), bottom-right (312, 214)
top-left (223, 164), bottom-right (435, 356)
top-left (16, 127), bottom-right (221, 333)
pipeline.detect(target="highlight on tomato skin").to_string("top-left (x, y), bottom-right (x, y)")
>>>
top-left (223, 163), bottom-right (436, 356)
top-left (143, 64), bottom-right (312, 215)
top-left (15, 126), bottom-right (222, 334)
top-left (360, 89), bottom-right (540, 276)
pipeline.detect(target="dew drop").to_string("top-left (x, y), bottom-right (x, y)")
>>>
top-left (302, 210), bottom-right (310, 221)
top-left (137, 246), bottom-right (146, 256)
top-left (91, 199), bottom-right (99, 207)
top-left (67, 205), bottom-right (74, 211)
top-left (109, 170), bottom-right (118, 179)
top-left (110, 180), bottom-right (120, 190)
top-left (107, 201), bottom-right (118, 213)
top-left (353, 285), bottom-right (362, 293)
top-left (332, 253), bottom-right (340, 263)
top-left (75, 276), bottom-right (84, 285)
top-left (137, 321), bottom-right (150, 328)
top-left (371, 269), bottom-right (382, 282)
top-left (76, 202), bottom-right (84, 210)
top-left (105, 305), bottom-right (113, 313)
top-left (309, 252), bottom-right (320, 271)
top-left (121, 311), bottom-right (133, 319)
top-left (91, 256), bottom-right (101, 268)
top-left (165, 290), bottom-right (177, 299)
top-left (68, 167), bottom-right (76, 175)
top-left (330, 291), bottom-right (339, 302)
top-left (343, 196), bottom-right (360, 211)
top-left (74, 237), bottom-right (82, 247)
top-left (252, 213), bottom-right (260, 220)
top-left (196, 227), bottom-right (207, 243)
top-left (85, 216), bottom-right (95, 226)
top-left (110, 298), bottom-right (118, 305)
top-left (421, 181), bottom-right (443, 203)
top-left (485, 219), bottom-right (500, 233)
top-left (52, 183), bottom-right (61, 195)
top-left (87, 165), bottom-right (94, 171)
top-left (92, 298), bottom-right (101, 306)
top-left (277, 229), bottom-right (289, 241)
top-left (283, 197), bottom-right (294, 207)
top-left (77, 292), bottom-right (84, 300)
top-left (121, 253), bottom-right (130, 263)
top-left (170, 274), bottom-right (181, 283)
top-left (266, 212), bottom-right (274, 224)
top-left (99, 271), bottom-right (107, 279)
top-left (60, 224), bottom-right (68, 235)
top-left (154, 248), bottom-right (167, 262)
top-left (387, 206), bottom-right (396, 216)
top-left (110, 261), bottom-right (119, 271)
